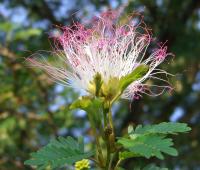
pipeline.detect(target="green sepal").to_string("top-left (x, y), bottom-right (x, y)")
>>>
top-left (101, 77), bottom-right (120, 101)
top-left (88, 72), bottom-right (103, 96)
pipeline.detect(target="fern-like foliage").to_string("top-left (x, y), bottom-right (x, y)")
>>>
top-left (143, 164), bottom-right (168, 170)
top-left (129, 122), bottom-right (191, 135)
top-left (118, 134), bottom-right (177, 159)
top-left (24, 136), bottom-right (94, 170)
top-left (118, 122), bottom-right (191, 160)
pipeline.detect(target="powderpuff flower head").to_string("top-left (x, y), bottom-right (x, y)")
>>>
top-left (27, 10), bottom-right (173, 100)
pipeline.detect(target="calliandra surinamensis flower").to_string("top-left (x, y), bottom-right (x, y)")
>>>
top-left (27, 10), bottom-right (173, 100)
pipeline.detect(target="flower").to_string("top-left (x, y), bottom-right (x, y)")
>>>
top-left (75, 159), bottom-right (90, 170)
top-left (27, 10), bottom-right (173, 100)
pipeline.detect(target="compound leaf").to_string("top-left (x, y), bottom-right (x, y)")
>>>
top-left (143, 164), bottom-right (168, 170)
top-left (118, 134), bottom-right (178, 160)
top-left (24, 136), bottom-right (94, 170)
top-left (130, 122), bottom-right (191, 135)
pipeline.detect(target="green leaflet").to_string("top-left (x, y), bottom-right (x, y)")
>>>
top-left (142, 164), bottom-right (168, 170)
top-left (14, 28), bottom-right (42, 41)
top-left (24, 136), bottom-right (94, 170)
top-left (118, 134), bottom-right (178, 160)
top-left (129, 122), bottom-right (191, 135)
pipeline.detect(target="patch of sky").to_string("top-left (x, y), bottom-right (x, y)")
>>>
top-left (197, 22), bottom-right (200, 30)
top-left (170, 106), bottom-right (185, 122)
top-left (76, 2), bottom-right (96, 24)
top-left (72, 127), bottom-right (84, 137)
top-left (109, 0), bottom-right (119, 9)
top-left (186, 93), bottom-right (198, 106)
top-left (74, 110), bottom-right (86, 118)
top-left (54, 84), bottom-right (64, 93)
top-left (0, 3), bottom-right (28, 26)
top-left (17, 105), bottom-right (28, 114)
top-left (11, 6), bottom-right (28, 24)
top-left (57, 128), bottom-right (68, 136)
top-left (190, 112), bottom-right (200, 124)
top-left (83, 135), bottom-right (92, 144)
top-left (49, 0), bottom-right (76, 20)
top-left (0, 2), bottom-right (12, 18)
top-left (112, 101), bottom-right (121, 116)
top-left (32, 19), bottom-right (50, 29)
top-left (73, 87), bottom-right (88, 96)
top-left (49, 95), bottom-right (66, 112)
top-left (156, 0), bottom-right (163, 7)
top-left (192, 71), bottom-right (200, 91)
top-left (197, 8), bottom-right (200, 17)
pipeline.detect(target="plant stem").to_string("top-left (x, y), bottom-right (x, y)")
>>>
top-left (108, 108), bottom-right (114, 130)
top-left (88, 113), bottom-right (105, 167)
top-left (105, 139), bottom-right (111, 169)
top-left (114, 159), bottom-right (122, 170)
top-left (105, 105), bottom-right (116, 170)
top-left (108, 153), bottom-right (114, 170)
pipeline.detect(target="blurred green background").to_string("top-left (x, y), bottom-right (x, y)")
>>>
top-left (0, 0), bottom-right (199, 169)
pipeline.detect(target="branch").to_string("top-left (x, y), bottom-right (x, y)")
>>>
top-left (0, 45), bottom-right (18, 60)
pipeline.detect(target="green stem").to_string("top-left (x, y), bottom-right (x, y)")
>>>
top-left (103, 111), bottom-right (108, 128)
top-left (114, 159), bottom-right (122, 170)
top-left (108, 108), bottom-right (114, 130)
top-left (104, 104), bottom-right (116, 170)
top-left (105, 139), bottom-right (111, 169)
top-left (108, 153), bottom-right (114, 170)
top-left (88, 113), bottom-right (104, 167)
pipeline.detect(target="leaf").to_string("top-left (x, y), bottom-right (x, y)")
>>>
top-left (69, 96), bottom-right (102, 113)
top-left (70, 96), bottom-right (103, 129)
top-left (119, 64), bottom-right (149, 92)
top-left (24, 136), bottom-right (94, 170)
top-left (119, 151), bottom-right (141, 160)
top-left (118, 122), bottom-right (191, 161)
top-left (118, 134), bottom-right (178, 160)
top-left (131, 122), bottom-right (191, 135)
top-left (143, 164), bottom-right (168, 170)
top-left (14, 28), bottom-right (42, 41)
top-left (0, 22), bottom-right (17, 32)
top-left (128, 125), bottom-right (134, 134)
top-left (70, 96), bottom-right (103, 120)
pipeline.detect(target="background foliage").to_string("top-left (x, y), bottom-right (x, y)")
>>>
top-left (0, 0), bottom-right (199, 169)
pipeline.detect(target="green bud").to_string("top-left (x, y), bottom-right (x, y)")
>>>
top-left (101, 77), bottom-right (120, 101)
top-left (88, 72), bottom-right (103, 96)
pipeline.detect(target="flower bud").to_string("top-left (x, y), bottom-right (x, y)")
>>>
top-left (75, 159), bottom-right (90, 170)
